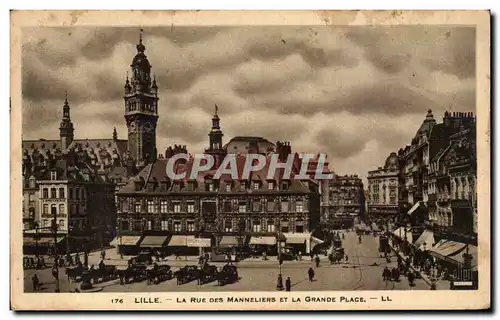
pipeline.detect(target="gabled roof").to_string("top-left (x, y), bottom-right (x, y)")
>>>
top-left (118, 152), bottom-right (322, 194)
top-left (23, 138), bottom-right (128, 165)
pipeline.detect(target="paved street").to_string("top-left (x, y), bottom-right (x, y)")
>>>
top-left (24, 231), bottom-right (436, 292)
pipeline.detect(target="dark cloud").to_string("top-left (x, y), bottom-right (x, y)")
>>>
top-left (346, 27), bottom-right (413, 74)
top-left (422, 28), bottom-right (476, 79)
top-left (22, 99), bottom-right (61, 134)
top-left (156, 116), bottom-right (207, 145)
top-left (259, 82), bottom-right (440, 117)
top-left (347, 26), bottom-right (476, 78)
top-left (21, 26), bottom-right (477, 182)
top-left (79, 27), bottom-right (225, 61)
top-left (246, 37), bottom-right (357, 69)
top-left (315, 127), bottom-right (368, 159)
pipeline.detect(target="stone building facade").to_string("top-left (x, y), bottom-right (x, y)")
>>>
top-left (367, 153), bottom-right (400, 218)
top-left (324, 174), bottom-right (364, 219)
top-left (368, 110), bottom-right (477, 243)
top-left (116, 109), bottom-right (322, 254)
top-left (427, 117), bottom-right (477, 237)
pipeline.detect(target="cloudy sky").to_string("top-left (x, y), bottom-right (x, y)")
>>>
top-left (21, 26), bottom-right (476, 183)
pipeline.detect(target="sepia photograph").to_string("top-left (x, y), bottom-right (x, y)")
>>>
top-left (10, 10), bottom-right (490, 310)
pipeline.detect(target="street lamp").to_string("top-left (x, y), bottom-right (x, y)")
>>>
top-left (51, 210), bottom-right (60, 292)
top-left (276, 232), bottom-right (286, 291)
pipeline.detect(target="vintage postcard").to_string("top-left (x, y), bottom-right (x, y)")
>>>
top-left (10, 10), bottom-right (490, 311)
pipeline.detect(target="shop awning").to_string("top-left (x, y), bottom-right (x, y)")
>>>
top-left (407, 202), bottom-right (422, 216)
top-left (310, 236), bottom-right (325, 250)
top-left (140, 236), bottom-right (169, 248)
top-left (36, 237), bottom-right (65, 245)
top-left (187, 238), bottom-right (212, 248)
top-left (167, 235), bottom-right (195, 247)
top-left (23, 237), bottom-right (41, 246)
top-left (117, 235), bottom-right (142, 246)
top-left (414, 229), bottom-right (435, 251)
top-left (284, 233), bottom-right (309, 244)
top-left (219, 236), bottom-right (239, 247)
top-left (437, 240), bottom-right (467, 256)
top-left (249, 236), bottom-right (276, 246)
top-left (430, 240), bottom-right (467, 260)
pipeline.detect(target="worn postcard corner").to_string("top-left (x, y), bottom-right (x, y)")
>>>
top-left (10, 10), bottom-right (491, 311)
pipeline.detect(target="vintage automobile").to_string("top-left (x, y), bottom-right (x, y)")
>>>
top-left (175, 265), bottom-right (200, 285)
top-left (147, 265), bottom-right (173, 284)
top-left (129, 251), bottom-right (153, 265)
top-left (217, 264), bottom-right (238, 286)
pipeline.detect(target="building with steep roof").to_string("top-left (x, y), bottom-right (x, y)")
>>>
top-left (115, 108), bottom-right (323, 255)
top-left (22, 32), bottom-right (161, 253)
top-left (23, 155), bottom-right (116, 254)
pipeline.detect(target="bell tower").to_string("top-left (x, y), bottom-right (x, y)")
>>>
top-left (124, 29), bottom-right (159, 168)
top-left (205, 104), bottom-right (226, 169)
top-left (59, 93), bottom-right (74, 150)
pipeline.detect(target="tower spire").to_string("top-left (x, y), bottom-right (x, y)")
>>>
top-left (60, 93), bottom-right (74, 150)
top-left (136, 28), bottom-right (145, 53)
top-left (63, 92), bottom-right (70, 119)
top-left (113, 127), bottom-right (118, 141)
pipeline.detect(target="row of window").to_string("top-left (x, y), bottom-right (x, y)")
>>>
top-left (184, 181), bottom-right (278, 192)
top-left (119, 219), bottom-right (306, 233)
top-left (40, 219), bottom-right (65, 229)
top-left (42, 203), bottom-right (84, 215)
top-left (122, 200), bottom-right (305, 214)
top-left (41, 187), bottom-right (85, 200)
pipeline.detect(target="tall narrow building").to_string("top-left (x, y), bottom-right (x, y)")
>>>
top-left (59, 94), bottom-right (74, 150)
top-left (204, 104), bottom-right (226, 169)
top-left (124, 30), bottom-right (159, 168)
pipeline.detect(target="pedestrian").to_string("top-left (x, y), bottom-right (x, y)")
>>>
top-left (345, 254), bottom-right (349, 263)
top-left (276, 274), bottom-right (284, 291)
top-left (315, 255), bottom-right (320, 268)
top-left (285, 277), bottom-right (291, 292)
top-left (31, 273), bottom-right (39, 292)
top-left (408, 271), bottom-right (415, 287)
top-left (308, 267), bottom-right (315, 282)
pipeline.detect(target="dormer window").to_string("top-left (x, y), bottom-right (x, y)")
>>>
top-left (268, 181), bottom-right (274, 190)
top-left (253, 181), bottom-right (260, 190)
top-left (239, 181), bottom-right (247, 191)
top-left (50, 171), bottom-right (57, 180)
top-left (226, 183), bottom-right (232, 192)
top-left (208, 183), bottom-right (214, 192)
top-left (281, 180), bottom-right (290, 190)
top-left (187, 181), bottom-right (196, 191)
